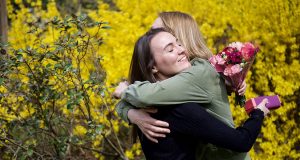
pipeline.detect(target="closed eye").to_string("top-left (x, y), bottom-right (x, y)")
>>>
top-left (164, 44), bottom-right (174, 52)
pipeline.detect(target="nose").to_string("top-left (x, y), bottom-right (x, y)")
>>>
top-left (177, 44), bottom-right (186, 55)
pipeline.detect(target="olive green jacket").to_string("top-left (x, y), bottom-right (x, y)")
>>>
top-left (116, 58), bottom-right (251, 160)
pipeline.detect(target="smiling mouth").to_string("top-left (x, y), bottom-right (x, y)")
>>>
top-left (178, 56), bottom-right (187, 62)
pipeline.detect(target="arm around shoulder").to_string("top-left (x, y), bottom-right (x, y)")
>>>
top-left (121, 69), bottom-right (212, 108)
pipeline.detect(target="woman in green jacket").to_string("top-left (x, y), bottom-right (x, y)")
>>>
top-left (114, 12), bottom-right (253, 160)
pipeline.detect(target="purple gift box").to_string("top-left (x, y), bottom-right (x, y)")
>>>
top-left (245, 95), bottom-right (281, 114)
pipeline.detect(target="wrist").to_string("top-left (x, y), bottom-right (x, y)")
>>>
top-left (128, 109), bottom-right (137, 124)
top-left (255, 106), bottom-right (269, 117)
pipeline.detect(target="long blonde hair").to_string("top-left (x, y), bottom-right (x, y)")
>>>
top-left (159, 11), bottom-right (212, 60)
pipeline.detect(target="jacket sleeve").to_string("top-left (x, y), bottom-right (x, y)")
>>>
top-left (121, 60), bottom-right (213, 108)
top-left (115, 100), bottom-right (135, 123)
top-left (169, 103), bottom-right (265, 152)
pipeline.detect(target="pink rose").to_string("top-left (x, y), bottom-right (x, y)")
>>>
top-left (216, 54), bottom-right (226, 65)
top-left (231, 64), bottom-right (242, 75)
top-left (241, 42), bottom-right (258, 61)
top-left (224, 64), bottom-right (233, 76)
top-left (224, 64), bottom-right (242, 76)
top-left (222, 47), bottom-right (235, 56)
top-left (229, 42), bottom-right (243, 51)
top-left (209, 56), bottom-right (224, 72)
top-left (209, 56), bottom-right (217, 65)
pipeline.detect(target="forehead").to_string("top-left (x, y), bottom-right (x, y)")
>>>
top-left (150, 32), bottom-right (176, 51)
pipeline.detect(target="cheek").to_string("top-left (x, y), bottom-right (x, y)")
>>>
top-left (158, 54), bottom-right (178, 67)
top-left (154, 55), bottom-right (179, 75)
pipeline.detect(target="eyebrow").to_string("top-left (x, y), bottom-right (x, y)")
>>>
top-left (163, 43), bottom-right (173, 50)
top-left (163, 38), bottom-right (180, 50)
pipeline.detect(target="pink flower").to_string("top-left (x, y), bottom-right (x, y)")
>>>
top-left (216, 54), bottom-right (226, 65)
top-left (209, 56), bottom-right (225, 72)
top-left (231, 64), bottom-right (242, 74)
top-left (241, 42), bottom-right (258, 61)
top-left (229, 42), bottom-right (243, 51)
top-left (224, 64), bottom-right (242, 76)
top-left (209, 41), bottom-right (259, 106)
top-left (227, 51), bottom-right (243, 64)
top-left (222, 47), bottom-right (235, 56)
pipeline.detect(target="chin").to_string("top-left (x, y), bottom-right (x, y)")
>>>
top-left (179, 65), bottom-right (191, 72)
top-left (183, 62), bottom-right (192, 68)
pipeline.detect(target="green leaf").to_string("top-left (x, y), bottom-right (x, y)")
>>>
top-left (52, 16), bottom-right (60, 25)
top-left (16, 54), bottom-right (23, 61)
top-left (40, 95), bottom-right (48, 103)
top-left (0, 78), bottom-right (4, 85)
top-left (67, 102), bottom-right (73, 110)
top-left (84, 79), bottom-right (94, 84)
top-left (95, 125), bottom-right (103, 134)
top-left (27, 149), bottom-right (33, 157)
top-left (64, 63), bottom-right (72, 72)
top-left (20, 155), bottom-right (26, 160)
top-left (46, 63), bottom-right (52, 68)
top-left (54, 63), bottom-right (62, 69)
top-left (67, 89), bottom-right (74, 96)
top-left (101, 26), bottom-right (112, 29)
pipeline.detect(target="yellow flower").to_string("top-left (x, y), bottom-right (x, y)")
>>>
top-left (73, 125), bottom-right (87, 136)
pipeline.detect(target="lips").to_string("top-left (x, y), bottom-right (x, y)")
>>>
top-left (178, 56), bottom-right (187, 62)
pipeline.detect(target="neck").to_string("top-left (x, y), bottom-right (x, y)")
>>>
top-left (155, 73), bottom-right (170, 81)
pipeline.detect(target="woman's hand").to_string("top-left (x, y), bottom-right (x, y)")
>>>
top-left (128, 108), bottom-right (170, 143)
top-left (255, 99), bottom-right (270, 116)
top-left (225, 80), bottom-right (247, 95)
top-left (113, 81), bottom-right (129, 99)
top-left (237, 80), bottom-right (247, 96)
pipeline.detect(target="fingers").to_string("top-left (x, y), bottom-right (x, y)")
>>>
top-left (143, 132), bottom-right (159, 143)
top-left (112, 91), bottom-right (120, 99)
top-left (140, 119), bottom-right (170, 134)
top-left (141, 126), bottom-right (169, 143)
top-left (112, 81), bottom-right (129, 98)
top-left (256, 98), bottom-right (270, 116)
top-left (152, 120), bottom-right (169, 128)
top-left (120, 81), bottom-right (129, 87)
top-left (138, 119), bottom-right (170, 143)
top-left (238, 81), bottom-right (247, 95)
top-left (124, 81), bottom-right (129, 86)
top-left (148, 122), bottom-right (170, 133)
top-left (260, 98), bottom-right (269, 105)
top-left (128, 109), bottom-right (170, 143)
top-left (145, 130), bottom-right (167, 138)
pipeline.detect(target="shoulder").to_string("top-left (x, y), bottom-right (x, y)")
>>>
top-left (181, 58), bottom-right (214, 80)
top-left (190, 58), bottom-right (211, 67)
top-left (188, 58), bottom-right (214, 73)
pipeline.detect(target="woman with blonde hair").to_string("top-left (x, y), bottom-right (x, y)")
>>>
top-left (114, 12), bottom-right (250, 160)
top-left (158, 11), bottom-right (212, 60)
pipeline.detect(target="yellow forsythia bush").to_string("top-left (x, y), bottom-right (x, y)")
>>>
top-left (92, 0), bottom-right (300, 159)
top-left (1, 0), bottom-right (299, 159)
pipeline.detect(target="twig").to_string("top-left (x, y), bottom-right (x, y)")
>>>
top-left (0, 135), bottom-right (43, 158)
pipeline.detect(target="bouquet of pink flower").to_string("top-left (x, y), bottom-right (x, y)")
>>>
top-left (209, 42), bottom-right (259, 106)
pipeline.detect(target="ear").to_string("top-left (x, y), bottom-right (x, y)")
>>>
top-left (152, 66), bottom-right (158, 74)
